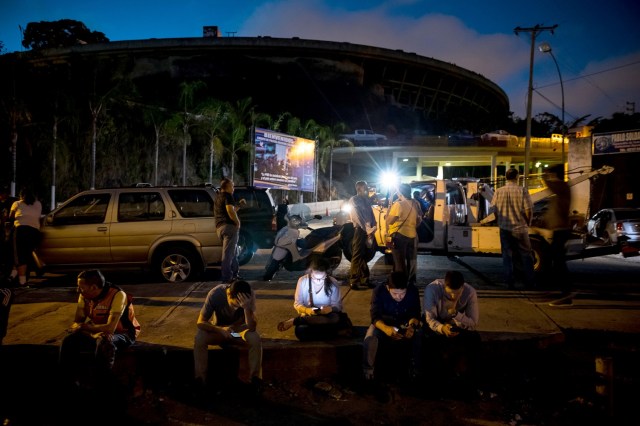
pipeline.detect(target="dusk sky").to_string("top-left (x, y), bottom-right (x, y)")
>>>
top-left (2, 0), bottom-right (639, 124)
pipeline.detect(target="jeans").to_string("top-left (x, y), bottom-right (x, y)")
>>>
top-left (499, 228), bottom-right (535, 288)
top-left (194, 328), bottom-right (262, 384)
top-left (362, 324), bottom-right (422, 379)
top-left (216, 224), bottom-right (239, 282)
top-left (59, 331), bottom-right (134, 374)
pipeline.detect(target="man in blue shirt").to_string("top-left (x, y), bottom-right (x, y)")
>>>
top-left (362, 271), bottom-right (422, 382)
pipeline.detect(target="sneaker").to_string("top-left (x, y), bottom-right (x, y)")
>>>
top-left (548, 296), bottom-right (573, 307)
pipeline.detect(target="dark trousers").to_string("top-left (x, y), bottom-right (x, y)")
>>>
top-left (423, 327), bottom-right (481, 379)
top-left (499, 228), bottom-right (535, 288)
top-left (0, 287), bottom-right (12, 345)
top-left (391, 233), bottom-right (416, 280)
top-left (550, 229), bottom-right (571, 293)
top-left (293, 312), bottom-right (341, 341)
top-left (363, 324), bottom-right (423, 379)
top-left (59, 331), bottom-right (133, 377)
top-left (349, 227), bottom-right (370, 286)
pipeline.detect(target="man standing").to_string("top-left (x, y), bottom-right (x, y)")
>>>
top-left (59, 270), bottom-right (140, 377)
top-left (386, 183), bottom-right (422, 286)
top-left (215, 177), bottom-right (241, 283)
top-left (490, 168), bottom-right (535, 289)
top-left (541, 165), bottom-right (574, 306)
top-left (194, 280), bottom-right (262, 393)
top-left (348, 181), bottom-right (376, 290)
top-left (362, 271), bottom-right (422, 381)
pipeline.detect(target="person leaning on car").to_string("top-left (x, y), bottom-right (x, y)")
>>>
top-left (214, 178), bottom-right (244, 283)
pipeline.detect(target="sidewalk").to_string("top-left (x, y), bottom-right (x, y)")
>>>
top-left (3, 268), bottom-right (640, 382)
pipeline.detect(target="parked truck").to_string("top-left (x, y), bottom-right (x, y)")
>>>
top-left (371, 165), bottom-right (616, 273)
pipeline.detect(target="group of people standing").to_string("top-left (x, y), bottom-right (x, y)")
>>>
top-left (347, 180), bottom-right (423, 290)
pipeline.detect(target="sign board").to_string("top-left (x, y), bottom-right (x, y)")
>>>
top-left (593, 129), bottom-right (640, 155)
top-left (253, 127), bottom-right (316, 192)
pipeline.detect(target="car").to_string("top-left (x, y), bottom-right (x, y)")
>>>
top-left (480, 130), bottom-right (518, 146)
top-left (340, 129), bottom-right (387, 144)
top-left (586, 207), bottom-right (640, 246)
top-left (37, 186), bottom-right (275, 283)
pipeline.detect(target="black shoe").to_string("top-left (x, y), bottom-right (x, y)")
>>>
top-left (366, 280), bottom-right (376, 289)
top-left (349, 283), bottom-right (361, 290)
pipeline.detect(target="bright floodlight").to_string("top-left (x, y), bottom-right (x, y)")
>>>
top-left (379, 171), bottom-right (399, 190)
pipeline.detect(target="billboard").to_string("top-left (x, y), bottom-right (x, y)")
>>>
top-left (593, 130), bottom-right (640, 155)
top-left (253, 127), bottom-right (316, 192)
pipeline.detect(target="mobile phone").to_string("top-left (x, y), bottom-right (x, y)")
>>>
top-left (450, 325), bottom-right (461, 333)
top-left (230, 332), bottom-right (242, 338)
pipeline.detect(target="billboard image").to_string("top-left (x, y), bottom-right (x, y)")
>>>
top-left (253, 127), bottom-right (316, 192)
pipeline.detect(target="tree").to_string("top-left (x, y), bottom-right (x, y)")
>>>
top-left (22, 20), bottom-right (109, 50)
top-left (317, 123), bottom-right (353, 201)
top-left (197, 99), bottom-right (227, 183)
top-left (167, 81), bottom-right (206, 185)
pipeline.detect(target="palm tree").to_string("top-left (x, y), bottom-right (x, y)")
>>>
top-left (171, 81), bottom-right (206, 185)
top-left (198, 99), bottom-right (227, 184)
top-left (317, 122), bottom-right (354, 201)
top-left (225, 97), bottom-right (271, 183)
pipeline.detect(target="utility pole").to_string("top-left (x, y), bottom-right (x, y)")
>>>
top-left (514, 24), bottom-right (557, 189)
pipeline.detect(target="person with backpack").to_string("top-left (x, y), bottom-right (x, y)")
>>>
top-left (59, 269), bottom-right (141, 378)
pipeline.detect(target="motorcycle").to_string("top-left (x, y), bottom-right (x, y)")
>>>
top-left (262, 214), bottom-right (347, 281)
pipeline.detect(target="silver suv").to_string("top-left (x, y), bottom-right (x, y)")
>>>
top-left (38, 186), bottom-right (275, 282)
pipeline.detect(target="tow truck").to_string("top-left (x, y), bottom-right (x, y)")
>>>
top-left (371, 165), bottom-right (616, 273)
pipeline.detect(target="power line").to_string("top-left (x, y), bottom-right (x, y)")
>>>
top-left (536, 59), bottom-right (640, 89)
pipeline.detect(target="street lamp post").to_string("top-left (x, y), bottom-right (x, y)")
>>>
top-left (514, 24), bottom-right (557, 188)
top-left (539, 41), bottom-right (565, 179)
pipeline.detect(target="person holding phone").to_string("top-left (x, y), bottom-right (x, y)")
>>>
top-left (194, 280), bottom-right (262, 395)
top-left (277, 257), bottom-right (351, 341)
top-left (362, 271), bottom-right (422, 383)
top-left (423, 270), bottom-right (480, 389)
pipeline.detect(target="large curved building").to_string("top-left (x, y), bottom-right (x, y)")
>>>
top-left (4, 35), bottom-right (552, 199)
top-left (20, 36), bottom-right (510, 135)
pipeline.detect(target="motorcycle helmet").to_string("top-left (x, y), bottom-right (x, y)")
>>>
top-left (287, 215), bottom-right (307, 229)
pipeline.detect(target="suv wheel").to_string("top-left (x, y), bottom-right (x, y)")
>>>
top-left (237, 231), bottom-right (256, 266)
top-left (156, 246), bottom-right (201, 283)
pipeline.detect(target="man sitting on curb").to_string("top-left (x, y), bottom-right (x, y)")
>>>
top-left (362, 271), bottom-right (422, 383)
top-left (423, 270), bottom-right (480, 391)
top-left (194, 280), bottom-right (263, 396)
top-left (59, 269), bottom-right (140, 384)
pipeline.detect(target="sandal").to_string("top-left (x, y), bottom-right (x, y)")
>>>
top-left (277, 318), bottom-right (294, 332)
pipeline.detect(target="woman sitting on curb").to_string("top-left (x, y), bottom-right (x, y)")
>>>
top-left (277, 257), bottom-right (352, 341)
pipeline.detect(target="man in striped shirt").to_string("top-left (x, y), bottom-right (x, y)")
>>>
top-left (490, 168), bottom-right (535, 289)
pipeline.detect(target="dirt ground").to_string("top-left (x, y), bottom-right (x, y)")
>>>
top-left (2, 332), bottom-right (637, 426)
